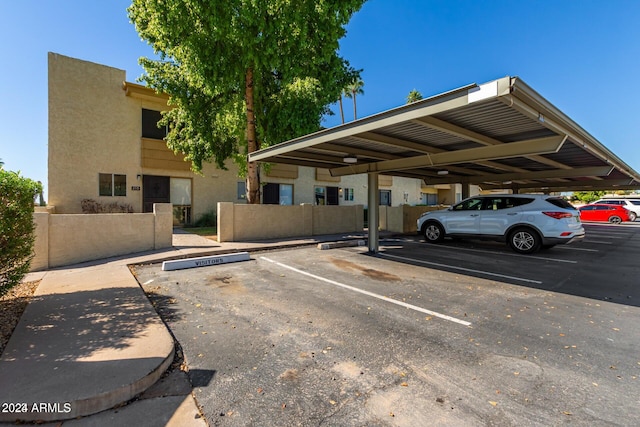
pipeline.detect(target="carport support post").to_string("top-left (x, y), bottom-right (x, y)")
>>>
top-left (367, 172), bottom-right (380, 253)
top-left (462, 182), bottom-right (471, 200)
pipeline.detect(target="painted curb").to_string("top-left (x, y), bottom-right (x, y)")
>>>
top-left (162, 252), bottom-right (251, 271)
top-left (317, 240), bottom-right (366, 250)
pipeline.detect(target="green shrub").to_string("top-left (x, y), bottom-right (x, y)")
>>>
top-left (0, 170), bottom-right (42, 296)
top-left (81, 199), bottom-right (134, 213)
top-left (194, 210), bottom-right (217, 227)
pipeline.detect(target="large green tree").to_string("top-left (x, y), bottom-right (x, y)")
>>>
top-left (129, 0), bottom-right (365, 203)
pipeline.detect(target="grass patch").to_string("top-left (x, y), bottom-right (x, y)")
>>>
top-left (184, 227), bottom-right (217, 237)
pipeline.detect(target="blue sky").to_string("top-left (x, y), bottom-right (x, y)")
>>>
top-left (2, 0), bottom-right (639, 198)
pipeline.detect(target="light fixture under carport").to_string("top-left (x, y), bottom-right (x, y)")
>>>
top-left (343, 154), bottom-right (358, 163)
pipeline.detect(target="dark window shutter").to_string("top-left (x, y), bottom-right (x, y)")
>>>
top-left (142, 109), bottom-right (166, 139)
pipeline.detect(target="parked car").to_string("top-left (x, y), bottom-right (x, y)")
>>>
top-left (591, 198), bottom-right (640, 221)
top-left (417, 194), bottom-right (585, 254)
top-left (578, 204), bottom-right (630, 224)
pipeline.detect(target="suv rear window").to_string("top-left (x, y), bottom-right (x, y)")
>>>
top-left (509, 197), bottom-right (535, 207)
top-left (629, 200), bottom-right (640, 206)
top-left (545, 197), bottom-right (576, 210)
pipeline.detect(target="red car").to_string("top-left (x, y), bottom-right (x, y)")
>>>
top-left (579, 204), bottom-right (630, 224)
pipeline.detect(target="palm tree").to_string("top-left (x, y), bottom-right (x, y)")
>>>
top-left (406, 89), bottom-right (423, 104)
top-left (344, 79), bottom-right (364, 120)
top-left (338, 90), bottom-right (346, 124)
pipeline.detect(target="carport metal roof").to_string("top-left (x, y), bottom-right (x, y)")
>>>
top-left (249, 76), bottom-right (640, 193)
top-left (249, 76), bottom-right (640, 252)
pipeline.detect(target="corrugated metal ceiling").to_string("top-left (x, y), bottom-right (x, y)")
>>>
top-left (250, 76), bottom-right (640, 192)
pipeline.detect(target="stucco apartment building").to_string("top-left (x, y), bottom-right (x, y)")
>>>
top-left (48, 53), bottom-right (459, 225)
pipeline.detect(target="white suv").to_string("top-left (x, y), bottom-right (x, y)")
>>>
top-left (592, 198), bottom-right (640, 222)
top-left (417, 194), bottom-right (585, 254)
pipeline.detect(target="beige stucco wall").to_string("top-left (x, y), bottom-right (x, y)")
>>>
top-left (49, 53), bottom-right (143, 213)
top-left (30, 204), bottom-right (172, 270)
top-left (265, 167), bottom-right (426, 208)
top-left (312, 205), bottom-right (364, 235)
top-left (48, 53), bottom-right (245, 221)
top-left (379, 205), bottom-right (447, 233)
top-left (48, 53), bottom-right (448, 222)
top-left (31, 212), bottom-right (50, 271)
top-left (48, 213), bottom-right (155, 267)
top-left (217, 203), bottom-right (364, 242)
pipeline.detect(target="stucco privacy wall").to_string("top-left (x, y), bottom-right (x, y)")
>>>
top-left (379, 205), bottom-right (446, 233)
top-left (30, 204), bottom-right (173, 270)
top-left (217, 203), bottom-right (364, 242)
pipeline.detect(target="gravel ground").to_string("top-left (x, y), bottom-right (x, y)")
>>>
top-left (0, 280), bottom-right (40, 356)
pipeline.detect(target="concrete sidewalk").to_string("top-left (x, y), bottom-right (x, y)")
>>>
top-left (0, 230), bottom-right (370, 425)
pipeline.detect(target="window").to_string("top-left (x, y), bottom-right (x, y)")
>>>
top-left (263, 183), bottom-right (293, 205)
top-left (99, 173), bottom-right (126, 196)
top-left (279, 184), bottom-right (293, 205)
top-left (315, 186), bottom-right (338, 205)
top-left (343, 188), bottom-right (354, 201)
top-left (379, 190), bottom-right (391, 206)
top-left (483, 197), bottom-right (507, 210)
top-left (142, 109), bottom-right (167, 139)
top-left (237, 182), bottom-right (246, 200)
top-left (545, 197), bottom-right (574, 209)
top-left (170, 178), bottom-right (192, 225)
top-left (170, 178), bottom-right (191, 206)
top-left (509, 197), bottom-right (535, 207)
top-left (315, 187), bottom-right (325, 205)
top-left (453, 197), bottom-right (482, 211)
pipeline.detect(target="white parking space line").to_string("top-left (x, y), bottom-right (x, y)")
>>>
top-left (391, 240), bottom-right (577, 264)
top-left (555, 246), bottom-right (599, 252)
top-left (379, 253), bottom-right (543, 285)
top-left (260, 256), bottom-right (472, 327)
top-left (583, 240), bottom-right (613, 244)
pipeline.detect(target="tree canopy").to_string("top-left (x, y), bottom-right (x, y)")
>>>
top-left (129, 0), bottom-right (365, 203)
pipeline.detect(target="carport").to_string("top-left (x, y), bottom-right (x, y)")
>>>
top-left (249, 76), bottom-right (640, 253)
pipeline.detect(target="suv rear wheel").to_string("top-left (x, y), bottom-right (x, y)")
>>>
top-left (628, 211), bottom-right (637, 222)
top-left (508, 227), bottom-right (541, 254)
top-left (423, 222), bottom-right (445, 243)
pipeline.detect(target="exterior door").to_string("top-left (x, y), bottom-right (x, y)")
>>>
top-left (143, 175), bottom-right (170, 213)
top-left (263, 183), bottom-right (280, 204)
top-left (326, 186), bottom-right (339, 205)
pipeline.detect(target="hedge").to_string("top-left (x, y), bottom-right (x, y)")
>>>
top-left (0, 169), bottom-right (42, 296)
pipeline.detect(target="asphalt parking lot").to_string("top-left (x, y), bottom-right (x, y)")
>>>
top-left (135, 222), bottom-right (640, 426)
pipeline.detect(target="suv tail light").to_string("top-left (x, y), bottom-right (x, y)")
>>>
top-left (543, 211), bottom-right (573, 220)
